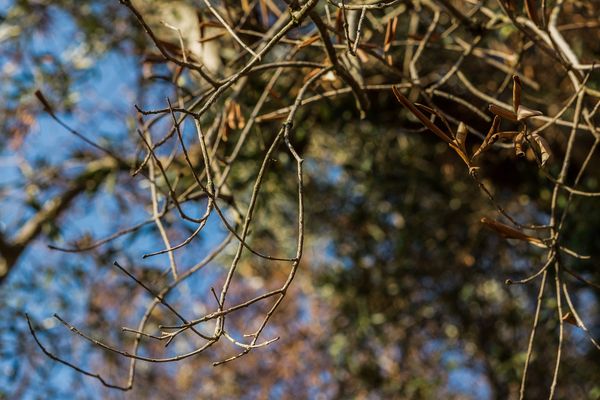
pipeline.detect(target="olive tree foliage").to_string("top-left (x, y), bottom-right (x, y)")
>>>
top-left (1, 0), bottom-right (600, 398)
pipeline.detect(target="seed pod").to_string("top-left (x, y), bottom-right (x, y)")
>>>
top-left (517, 105), bottom-right (543, 121)
top-left (456, 122), bottom-right (468, 149)
top-left (514, 129), bottom-right (526, 157)
top-left (473, 116), bottom-right (501, 158)
top-left (489, 104), bottom-right (518, 121)
top-left (531, 133), bottom-right (551, 166)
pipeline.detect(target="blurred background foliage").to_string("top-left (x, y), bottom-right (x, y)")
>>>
top-left (0, 0), bottom-right (599, 399)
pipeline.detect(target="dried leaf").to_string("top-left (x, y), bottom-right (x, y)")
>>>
top-left (227, 102), bottom-right (237, 129)
top-left (480, 217), bottom-right (545, 247)
top-left (392, 87), bottom-right (452, 143)
top-left (234, 102), bottom-right (245, 129)
top-left (456, 122), bottom-right (468, 148)
top-left (472, 115), bottom-right (501, 158)
top-left (224, 101), bottom-right (245, 130)
top-left (384, 22), bottom-right (392, 52)
top-left (514, 129), bottom-right (526, 157)
top-left (393, 89), bottom-right (471, 167)
top-left (34, 89), bottom-right (55, 116)
top-left (524, 0), bottom-right (539, 26)
top-left (512, 75), bottom-right (522, 113)
top-left (489, 104), bottom-right (518, 121)
top-left (531, 133), bottom-right (551, 166)
top-left (384, 16), bottom-right (398, 53)
top-left (517, 105), bottom-right (543, 121)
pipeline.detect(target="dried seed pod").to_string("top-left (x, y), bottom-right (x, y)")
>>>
top-left (514, 129), bottom-right (526, 157)
top-left (383, 16), bottom-right (398, 53)
top-left (531, 133), bottom-right (551, 166)
top-left (473, 116), bottom-right (501, 158)
top-left (456, 122), bottom-right (468, 149)
top-left (392, 87), bottom-right (452, 143)
top-left (489, 104), bottom-right (518, 121)
top-left (517, 105), bottom-right (543, 121)
top-left (480, 217), bottom-right (545, 247)
top-left (234, 102), bottom-right (245, 129)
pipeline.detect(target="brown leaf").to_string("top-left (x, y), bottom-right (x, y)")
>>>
top-left (392, 88), bottom-right (474, 168)
top-left (227, 102), bottom-right (237, 129)
top-left (489, 104), bottom-right (518, 121)
top-left (517, 105), bottom-right (543, 121)
top-left (226, 101), bottom-right (246, 130)
top-left (512, 75), bottom-right (522, 113)
top-left (235, 102), bottom-right (245, 129)
top-left (514, 129), bottom-right (526, 157)
top-left (531, 133), bottom-right (551, 166)
top-left (472, 115), bottom-right (501, 158)
top-left (392, 87), bottom-right (452, 143)
top-left (456, 122), bottom-right (468, 149)
top-left (384, 17), bottom-right (398, 53)
top-left (480, 217), bottom-right (545, 247)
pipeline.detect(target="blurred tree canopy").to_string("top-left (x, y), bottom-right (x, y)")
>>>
top-left (1, 0), bottom-right (599, 399)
